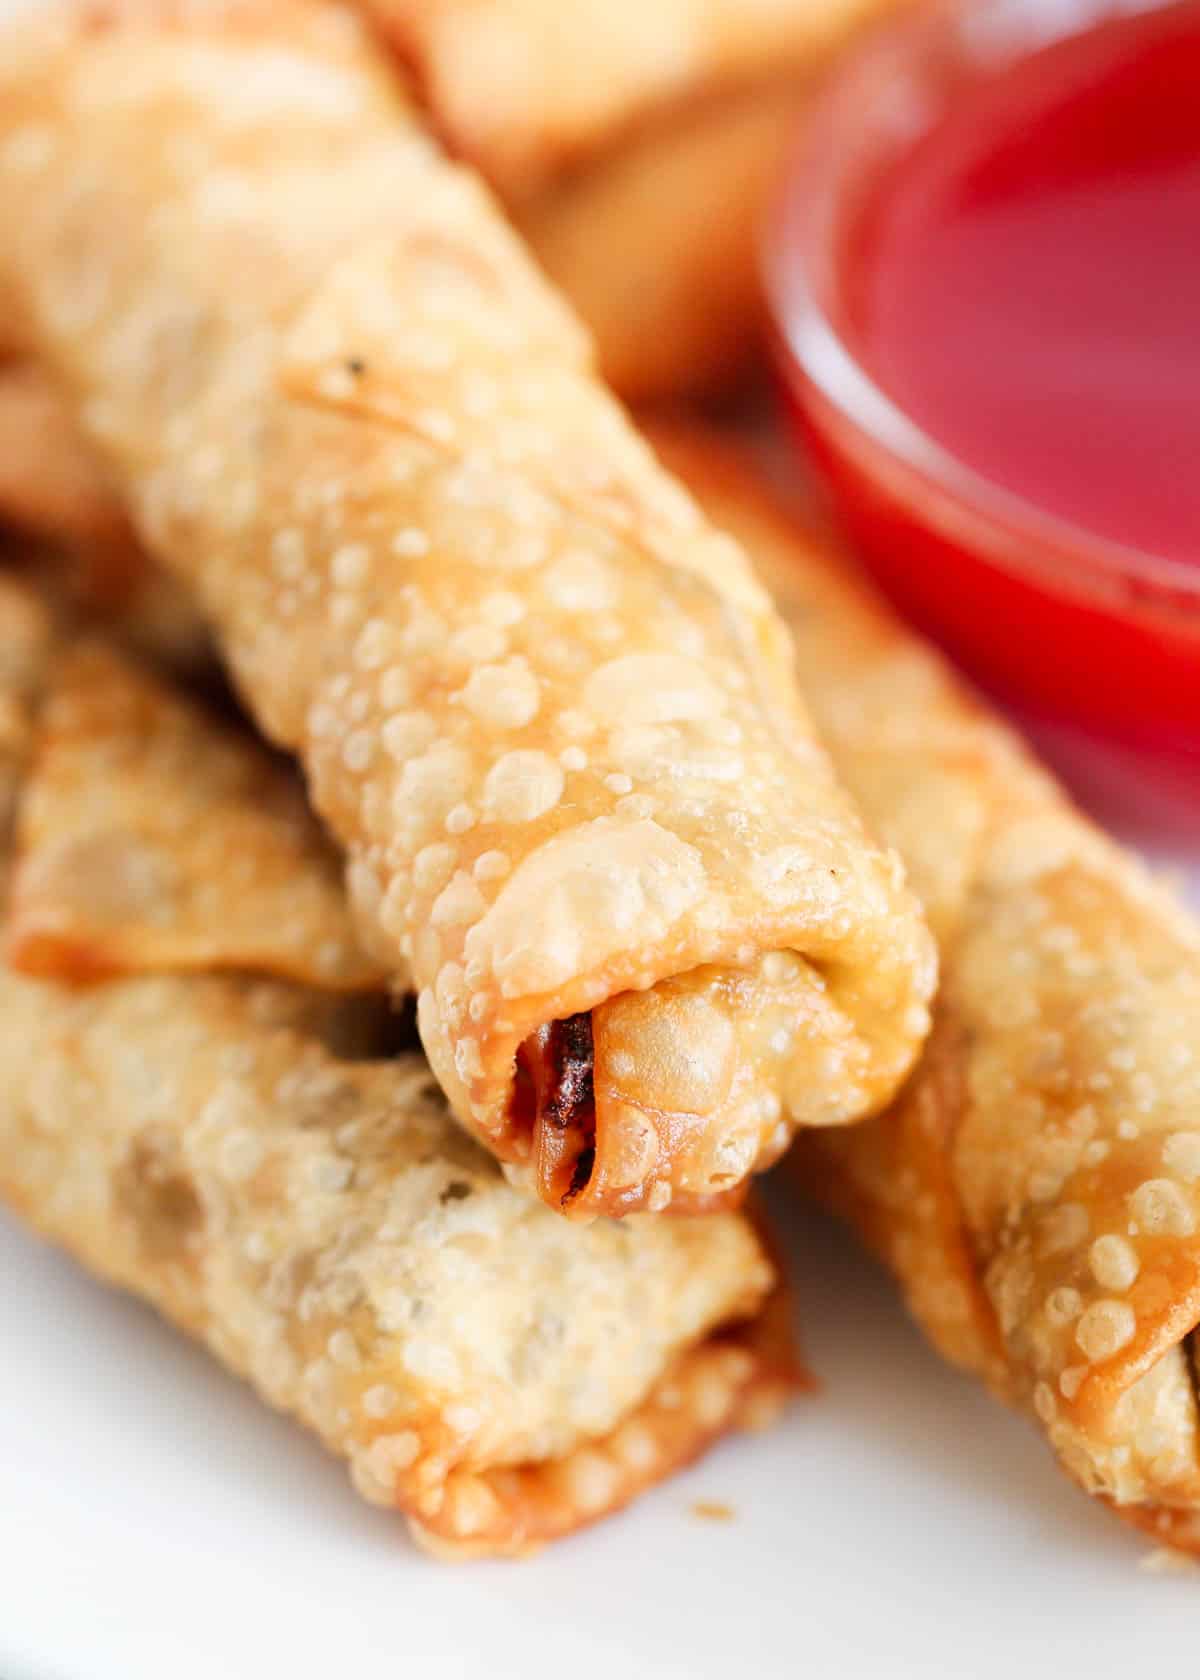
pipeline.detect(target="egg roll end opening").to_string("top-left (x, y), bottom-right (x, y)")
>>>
top-left (511, 942), bottom-right (892, 1218)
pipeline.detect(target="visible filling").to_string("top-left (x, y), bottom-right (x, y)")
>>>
top-left (515, 1013), bottom-right (597, 1207)
top-left (511, 948), bottom-right (871, 1214)
top-left (540, 1012), bottom-right (595, 1132)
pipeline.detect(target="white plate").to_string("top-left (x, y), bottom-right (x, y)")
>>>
top-left (2, 762), bottom-right (1198, 1680)
top-left (3, 0), bottom-right (1199, 1657)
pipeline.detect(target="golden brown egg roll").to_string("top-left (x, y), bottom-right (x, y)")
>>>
top-left (649, 422), bottom-right (1200, 1551)
top-left (520, 76), bottom-right (807, 404)
top-left (0, 577), bottom-right (796, 1559)
top-left (7, 639), bottom-right (382, 990)
top-left (362, 0), bottom-right (907, 400)
top-left (0, 0), bottom-right (933, 1220)
top-left (361, 0), bottom-right (881, 201)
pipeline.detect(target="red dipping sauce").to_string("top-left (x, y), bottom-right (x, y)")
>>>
top-left (768, 0), bottom-right (1200, 761)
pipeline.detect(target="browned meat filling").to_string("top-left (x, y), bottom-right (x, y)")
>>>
top-left (541, 1012), bottom-right (594, 1131)
top-left (515, 1013), bottom-right (596, 1206)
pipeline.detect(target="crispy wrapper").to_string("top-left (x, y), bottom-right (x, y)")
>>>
top-left (4, 973), bottom-right (792, 1558)
top-left (362, 1), bottom-right (907, 400)
top-left (652, 423), bottom-right (1200, 1549)
top-left (0, 0), bottom-right (933, 1219)
top-left (0, 584), bottom-right (797, 1559)
top-left (7, 639), bottom-right (382, 989)
top-left (361, 0), bottom-right (887, 202)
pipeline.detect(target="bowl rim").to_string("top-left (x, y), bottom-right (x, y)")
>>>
top-left (762, 0), bottom-right (1200, 620)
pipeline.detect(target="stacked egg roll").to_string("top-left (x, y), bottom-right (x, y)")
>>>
top-left (518, 76), bottom-right (808, 403)
top-left (0, 355), bottom-right (208, 671)
top-left (0, 0), bottom-right (933, 1221)
top-left (361, 0), bottom-right (860, 196)
top-left (652, 424), bottom-right (1200, 1550)
top-left (0, 357), bottom-right (133, 582)
top-left (0, 575), bottom-right (794, 1559)
top-left (360, 0), bottom-right (906, 399)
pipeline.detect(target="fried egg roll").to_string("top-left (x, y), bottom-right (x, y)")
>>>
top-left (361, 0), bottom-right (883, 200)
top-left (0, 356), bottom-right (134, 578)
top-left (0, 0), bottom-right (933, 1218)
top-left (8, 639), bottom-right (381, 990)
top-left (652, 423), bottom-right (1200, 1550)
top-left (361, 0), bottom-right (906, 399)
top-left (0, 577), bottom-right (794, 1559)
top-left (0, 357), bottom-right (209, 668)
top-left (520, 77), bottom-right (806, 403)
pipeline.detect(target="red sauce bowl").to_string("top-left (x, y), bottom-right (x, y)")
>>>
top-left (765, 0), bottom-right (1200, 765)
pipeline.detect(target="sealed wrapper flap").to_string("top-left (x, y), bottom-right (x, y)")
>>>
top-left (0, 0), bottom-right (934, 1218)
top-left (648, 422), bottom-right (1200, 1548)
top-left (8, 640), bottom-right (383, 990)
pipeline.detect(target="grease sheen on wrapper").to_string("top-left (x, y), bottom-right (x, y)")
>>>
top-left (653, 424), bottom-right (1200, 1553)
top-left (0, 575), bottom-right (795, 1559)
top-left (0, 0), bottom-right (934, 1219)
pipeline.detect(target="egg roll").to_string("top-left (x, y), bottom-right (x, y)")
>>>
top-left (0, 581), bottom-right (795, 1559)
top-left (0, 357), bottom-right (209, 668)
top-left (361, 0), bottom-right (907, 400)
top-left (0, 356), bottom-right (134, 580)
top-left (521, 77), bottom-right (807, 403)
top-left (7, 639), bottom-right (381, 991)
top-left (651, 423), bottom-right (1200, 1550)
top-left (361, 0), bottom-right (882, 201)
top-left (0, 572), bottom-right (54, 835)
top-left (0, 0), bottom-right (933, 1219)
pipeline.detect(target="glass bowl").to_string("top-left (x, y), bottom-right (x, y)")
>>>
top-left (765, 0), bottom-right (1200, 764)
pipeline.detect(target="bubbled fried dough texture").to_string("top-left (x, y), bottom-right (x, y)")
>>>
top-left (8, 640), bottom-right (382, 990)
top-left (0, 972), bottom-right (786, 1557)
top-left (650, 424), bottom-right (1200, 1538)
top-left (0, 622), bottom-right (793, 1557)
top-left (0, 0), bottom-right (934, 1217)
